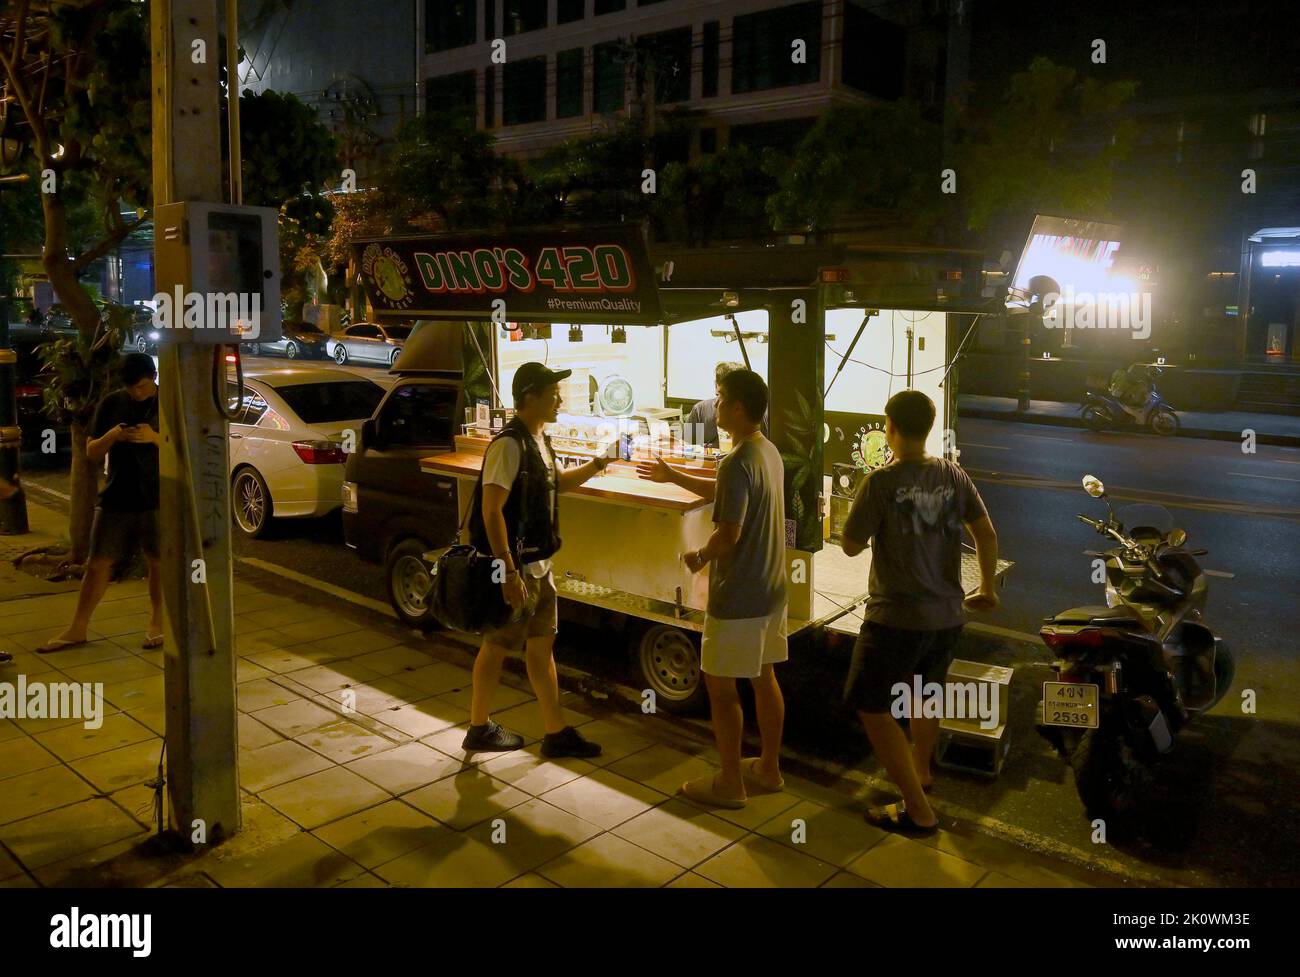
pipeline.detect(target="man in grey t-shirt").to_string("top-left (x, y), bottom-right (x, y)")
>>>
top-left (841, 390), bottom-right (1000, 836)
top-left (639, 369), bottom-right (788, 810)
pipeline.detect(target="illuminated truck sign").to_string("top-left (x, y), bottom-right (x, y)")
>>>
top-left (354, 225), bottom-right (662, 324)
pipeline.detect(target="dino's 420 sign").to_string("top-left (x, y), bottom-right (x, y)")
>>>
top-left (354, 225), bottom-right (662, 324)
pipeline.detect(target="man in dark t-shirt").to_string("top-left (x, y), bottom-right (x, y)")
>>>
top-left (841, 390), bottom-right (1000, 836)
top-left (39, 354), bottom-right (164, 653)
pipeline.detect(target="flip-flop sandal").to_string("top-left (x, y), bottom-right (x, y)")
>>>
top-left (142, 634), bottom-right (164, 650)
top-left (680, 773), bottom-right (747, 810)
top-left (0, 651), bottom-right (13, 664)
top-left (740, 757), bottom-right (785, 793)
top-left (35, 638), bottom-right (86, 655)
top-left (866, 802), bottom-right (940, 837)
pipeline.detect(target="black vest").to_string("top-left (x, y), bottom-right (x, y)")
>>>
top-left (469, 417), bottom-right (561, 565)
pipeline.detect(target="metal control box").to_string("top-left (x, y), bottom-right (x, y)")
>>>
top-left (153, 201), bottom-right (281, 344)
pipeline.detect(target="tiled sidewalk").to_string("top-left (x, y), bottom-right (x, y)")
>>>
top-left (1, 520), bottom-right (1109, 888)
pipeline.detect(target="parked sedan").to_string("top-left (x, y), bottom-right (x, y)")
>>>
top-left (326, 322), bottom-right (411, 368)
top-left (245, 320), bottom-right (330, 360)
top-left (228, 367), bottom-right (385, 538)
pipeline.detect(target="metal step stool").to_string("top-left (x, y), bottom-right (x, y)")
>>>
top-left (933, 659), bottom-right (1014, 778)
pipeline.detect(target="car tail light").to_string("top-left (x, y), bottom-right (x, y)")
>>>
top-left (292, 440), bottom-right (346, 465)
top-left (1040, 627), bottom-right (1105, 651)
top-left (15, 385), bottom-right (41, 399)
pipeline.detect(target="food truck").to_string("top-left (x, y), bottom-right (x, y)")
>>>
top-left (343, 225), bottom-right (1012, 713)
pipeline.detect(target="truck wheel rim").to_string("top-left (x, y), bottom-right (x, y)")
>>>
top-left (640, 627), bottom-right (700, 701)
top-left (394, 555), bottom-right (429, 615)
top-left (235, 474), bottom-right (264, 532)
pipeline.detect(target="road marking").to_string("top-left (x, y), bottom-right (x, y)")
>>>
top-left (1013, 433), bottom-right (1075, 442)
top-left (961, 442), bottom-right (1011, 451)
top-left (1228, 471), bottom-right (1300, 483)
top-left (966, 621), bottom-right (1044, 645)
top-left (22, 481), bottom-right (71, 501)
top-left (1203, 569), bottom-right (1235, 578)
top-left (968, 468), bottom-right (1300, 522)
top-left (235, 556), bottom-right (396, 619)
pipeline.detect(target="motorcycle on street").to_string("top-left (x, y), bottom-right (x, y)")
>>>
top-left (1035, 475), bottom-right (1235, 833)
top-left (1082, 365), bottom-right (1180, 436)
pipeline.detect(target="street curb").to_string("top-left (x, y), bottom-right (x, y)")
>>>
top-left (959, 406), bottom-right (1300, 448)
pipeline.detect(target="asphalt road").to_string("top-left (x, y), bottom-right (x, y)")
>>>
top-left (14, 356), bottom-right (1300, 885)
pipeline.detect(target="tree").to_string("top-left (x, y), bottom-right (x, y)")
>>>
top-left (766, 101), bottom-right (945, 238)
top-left (0, 0), bottom-right (151, 563)
top-left (954, 57), bottom-right (1137, 243)
top-left (237, 89), bottom-right (339, 318)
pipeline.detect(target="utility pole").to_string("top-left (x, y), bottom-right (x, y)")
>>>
top-left (150, 0), bottom-right (241, 843)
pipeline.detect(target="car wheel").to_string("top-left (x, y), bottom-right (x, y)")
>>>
top-left (246, 342), bottom-right (261, 357)
top-left (386, 538), bottom-right (438, 630)
top-left (285, 340), bottom-right (299, 359)
top-left (232, 467), bottom-right (272, 538)
top-left (389, 347), bottom-right (400, 367)
top-left (634, 624), bottom-right (707, 715)
top-left (334, 344), bottom-right (348, 365)
top-left (134, 334), bottom-right (149, 354)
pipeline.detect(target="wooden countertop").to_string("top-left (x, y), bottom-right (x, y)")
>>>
top-left (420, 453), bottom-right (712, 512)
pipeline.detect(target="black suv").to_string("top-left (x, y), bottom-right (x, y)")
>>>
top-left (342, 373), bottom-right (464, 628)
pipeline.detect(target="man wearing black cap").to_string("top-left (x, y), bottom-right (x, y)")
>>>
top-left (462, 361), bottom-right (614, 756)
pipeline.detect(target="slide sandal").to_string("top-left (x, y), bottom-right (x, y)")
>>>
top-left (866, 802), bottom-right (940, 837)
top-left (740, 757), bottom-right (785, 793)
top-left (142, 634), bottom-right (164, 650)
top-left (680, 774), bottom-right (747, 810)
top-left (35, 638), bottom-right (86, 655)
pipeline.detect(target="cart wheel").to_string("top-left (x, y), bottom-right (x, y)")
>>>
top-left (635, 624), bottom-right (707, 715)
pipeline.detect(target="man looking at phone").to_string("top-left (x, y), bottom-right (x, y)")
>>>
top-left (40, 353), bottom-right (164, 653)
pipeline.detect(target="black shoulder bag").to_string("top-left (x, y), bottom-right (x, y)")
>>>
top-left (424, 433), bottom-right (531, 635)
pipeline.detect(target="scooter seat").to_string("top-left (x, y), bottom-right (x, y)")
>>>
top-left (1047, 605), bottom-right (1139, 627)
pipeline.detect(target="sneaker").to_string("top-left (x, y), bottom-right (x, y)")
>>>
top-left (540, 725), bottom-right (602, 759)
top-left (461, 720), bottom-right (524, 752)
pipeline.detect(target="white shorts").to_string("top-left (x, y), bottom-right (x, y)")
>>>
top-left (700, 607), bottom-right (789, 679)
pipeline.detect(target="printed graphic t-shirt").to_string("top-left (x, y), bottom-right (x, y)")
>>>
top-left (843, 456), bottom-right (988, 631)
top-left (481, 431), bottom-right (557, 577)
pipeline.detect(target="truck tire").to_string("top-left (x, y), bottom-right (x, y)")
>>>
top-left (386, 538), bottom-right (438, 631)
top-left (634, 624), bottom-right (707, 716)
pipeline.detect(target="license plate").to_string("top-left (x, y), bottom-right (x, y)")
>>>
top-left (1042, 681), bottom-right (1099, 728)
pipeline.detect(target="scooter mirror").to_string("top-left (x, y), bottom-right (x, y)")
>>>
top-left (1168, 528), bottom-right (1187, 547)
top-left (1082, 475), bottom-right (1106, 498)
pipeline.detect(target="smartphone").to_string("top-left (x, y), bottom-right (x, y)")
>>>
top-left (618, 432), bottom-right (633, 462)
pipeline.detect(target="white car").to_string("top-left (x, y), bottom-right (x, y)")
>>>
top-left (229, 367), bottom-right (385, 538)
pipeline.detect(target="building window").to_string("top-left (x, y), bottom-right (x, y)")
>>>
top-left (427, 0), bottom-right (476, 53)
top-left (425, 71), bottom-right (477, 118)
top-left (842, 0), bottom-right (904, 99)
top-left (558, 0), bottom-right (584, 23)
top-left (731, 1), bottom-right (822, 95)
top-left (636, 27), bottom-right (691, 104)
top-left (556, 48), bottom-right (585, 118)
top-left (503, 56), bottom-right (547, 125)
top-left (593, 41), bottom-right (625, 113)
top-left (702, 21), bottom-right (720, 98)
top-left (484, 66), bottom-right (497, 128)
top-left (595, 0), bottom-right (626, 15)
top-left (503, 0), bottom-right (546, 35)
